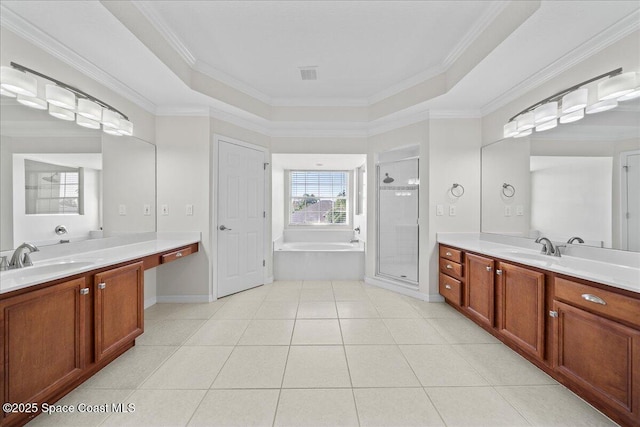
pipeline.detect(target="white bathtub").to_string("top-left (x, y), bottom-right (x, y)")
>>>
top-left (273, 236), bottom-right (365, 281)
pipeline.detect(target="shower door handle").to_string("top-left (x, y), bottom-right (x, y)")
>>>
top-left (219, 225), bottom-right (232, 231)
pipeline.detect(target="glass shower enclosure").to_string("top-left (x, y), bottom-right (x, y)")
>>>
top-left (376, 158), bottom-right (419, 285)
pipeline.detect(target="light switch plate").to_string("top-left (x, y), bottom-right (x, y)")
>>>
top-left (449, 205), bottom-right (457, 216)
top-left (161, 204), bottom-right (169, 216)
top-left (143, 204), bottom-right (151, 216)
top-left (118, 204), bottom-right (126, 216)
top-left (436, 205), bottom-right (444, 216)
top-left (186, 204), bottom-right (193, 216)
top-left (516, 205), bottom-right (524, 216)
top-left (505, 206), bottom-right (512, 216)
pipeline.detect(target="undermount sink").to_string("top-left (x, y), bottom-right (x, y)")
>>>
top-left (2, 261), bottom-right (95, 279)
top-left (495, 250), bottom-right (557, 263)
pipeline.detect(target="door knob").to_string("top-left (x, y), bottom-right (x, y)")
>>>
top-left (219, 225), bottom-right (232, 231)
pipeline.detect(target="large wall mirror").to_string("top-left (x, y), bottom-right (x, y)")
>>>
top-left (1, 98), bottom-right (156, 251)
top-left (482, 99), bottom-right (640, 252)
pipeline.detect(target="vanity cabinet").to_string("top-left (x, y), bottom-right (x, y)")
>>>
top-left (438, 243), bottom-right (640, 426)
top-left (552, 277), bottom-right (640, 425)
top-left (94, 262), bottom-right (143, 362)
top-left (438, 246), bottom-right (463, 306)
top-left (496, 262), bottom-right (545, 360)
top-left (0, 278), bottom-right (88, 427)
top-left (464, 253), bottom-right (495, 327)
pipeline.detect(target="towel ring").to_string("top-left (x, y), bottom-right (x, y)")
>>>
top-left (502, 183), bottom-right (516, 198)
top-left (450, 183), bottom-right (465, 198)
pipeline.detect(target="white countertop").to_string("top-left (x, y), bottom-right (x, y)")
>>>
top-left (438, 233), bottom-right (640, 294)
top-left (0, 233), bottom-right (200, 295)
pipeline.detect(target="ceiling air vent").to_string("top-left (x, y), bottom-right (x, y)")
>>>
top-left (299, 67), bottom-right (318, 81)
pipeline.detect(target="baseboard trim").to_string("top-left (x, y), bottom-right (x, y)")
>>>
top-left (265, 276), bottom-right (274, 285)
top-left (144, 296), bottom-right (157, 309)
top-left (364, 275), bottom-right (444, 302)
top-left (155, 295), bottom-right (211, 303)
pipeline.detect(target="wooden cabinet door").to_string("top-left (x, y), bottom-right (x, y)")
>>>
top-left (496, 262), bottom-right (545, 360)
top-left (553, 301), bottom-right (640, 425)
top-left (94, 262), bottom-right (143, 361)
top-left (1, 278), bottom-right (87, 422)
top-left (464, 253), bottom-right (494, 327)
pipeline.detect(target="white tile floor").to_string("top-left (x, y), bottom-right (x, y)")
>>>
top-left (29, 281), bottom-right (618, 426)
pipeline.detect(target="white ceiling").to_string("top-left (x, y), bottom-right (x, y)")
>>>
top-left (1, 0), bottom-right (639, 116)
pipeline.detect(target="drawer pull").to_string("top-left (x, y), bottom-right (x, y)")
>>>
top-left (446, 264), bottom-right (453, 269)
top-left (486, 266), bottom-right (492, 272)
top-left (446, 252), bottom-right (452, 256)
top-left (445, 284), bottom-right (452, 290)
top-left (581, 294), bottom-right (606, 305)
top-left (80, 288), bottom-right (89, 295)
top-left (98, 282), bottom-right (106, 290)
top-left (175, 251), bottom-right (183, 258)
top-left (496, 269), bottom-right (503, 275)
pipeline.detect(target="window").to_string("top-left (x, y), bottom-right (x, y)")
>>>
top-left (25, 159), bottom-right (82, 215)
top-left (289, 170), bottom-right (348, 225)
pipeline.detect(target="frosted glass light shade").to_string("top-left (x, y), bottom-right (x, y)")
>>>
top-left (0, 87), bottom-right (17, 98)
top-left (77, 98), bottom-right (102, 121)
top-left (103, 126), bottom-right (123, 136)
top-left (513, 129), bottom-right (532, 138)
top-left (586, 99), bottom-right (617, 114)
top-left (559, 109), bottom-right (584, 124)
top-left (119, 118), bottom-right (133, 136)
top-left (101, 109), bottom-right (122, 129)
top-left (535, 118), bottom-right (557, 132)
top-left (46, 84), bottom-right (76, 110)
top-left (76, 115), bottom-right (100, 129)
top-left (598, 72), bottom-right (637, 100)
top-left (534, 102), bottom-right (557, 124)
top-left (49, 104), bottom-right (75, 121)
top-left (0, 66), bottom-right (37, 97)
top-left (618, 88), bottom-right (640, 101)
top-left (561, 88), bottom-right (588, 113)
top-left (16, 94), bottom-right (47, 110)
top-left (503, 121), bottom-right (518, 138)
top-left (516, 112), bottom-right (534, 132)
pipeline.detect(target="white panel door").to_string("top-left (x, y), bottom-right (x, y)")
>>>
top-left (625, 152), bottom-right (640, 252)
top-left (217, 140), bottom-right (265, 297)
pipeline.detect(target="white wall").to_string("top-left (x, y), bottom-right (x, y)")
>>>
top-left (271, 164), bottom-right (285, 242)
top-left (1, 136), bottom-right (14, 250)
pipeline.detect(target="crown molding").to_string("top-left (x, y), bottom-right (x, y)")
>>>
top-left (442, 0), bottom-right (509, 70)
top-left (132, 1), bottom-right (196, 66)
top-left (480, 9), bottom-right (640, 116)
top-left (0, 5), bottom-right (158, 115)
top-left (193, 61), bottom-right (273, 105)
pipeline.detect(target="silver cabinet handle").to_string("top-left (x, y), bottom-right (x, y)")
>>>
top-left (549, 310), bottom-right (558, 318)
top-left (445, 284), bottom-right (452, 290)
top-left (175, 251), bottom-right (183, 257)
top-left (80, 288), bottom-right (89, 295)
top-left (496, 269), bottom-right (503, 275)
top-left (219, 225), bottom-right (232, 231)
top-left (581, 294), bottom-right (606, 305)
top-left (446, 264), bottom-right (453, 269)
top-left (486, 266), bottom-right (492, 272)
top-left (445, 252), bottom-right (452, 256)
top-left (98, 282), bottom-right (106, 290)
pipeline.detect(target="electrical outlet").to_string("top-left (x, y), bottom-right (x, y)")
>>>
top-left (449, 205), bottom-right (457, 216)
top-left (504, 205), bottom-right (512, 217)
top-left (186, 204), bottom-right (193, 216)
top-left (161, 204), bottom-right (169, 216)
top-left (436, 205), bottom-right (444, 216)
top-left (143, 204), bottom-right (151, 216)
top-left (516, 205), bottom-right (524, 216)
top-left (118, 204), bottom-right (126, 216)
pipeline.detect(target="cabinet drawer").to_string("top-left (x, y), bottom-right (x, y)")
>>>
top-left (439, 258), bottom-right (463, 279)
top-left (439, 274), bottom-right (461, 306)
top-left (439, 246), bottom-right (462, 263)
top-left (161, 247), bottom-right (193, 264)
top-left (555, 277), bottom-right (640, 328)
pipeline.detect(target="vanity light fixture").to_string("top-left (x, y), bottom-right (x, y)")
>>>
top-left (503, 67), bottom-right (639, 139)
top-left (0, 62), bottom-right (133, 136)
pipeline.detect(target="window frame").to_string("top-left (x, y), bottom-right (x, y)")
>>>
top-left (287, 169), bottom-right (351, 227)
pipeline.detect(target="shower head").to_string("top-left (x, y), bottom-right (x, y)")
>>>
top-left (383, 173), bottom-right (394, 184)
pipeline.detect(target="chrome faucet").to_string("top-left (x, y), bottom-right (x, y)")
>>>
top-left (8, 242), bottom-right (39, 269)
top-left (535, 237), bottom-right (555, 256)
top-left (567, 236), bottom-right (584, 244)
